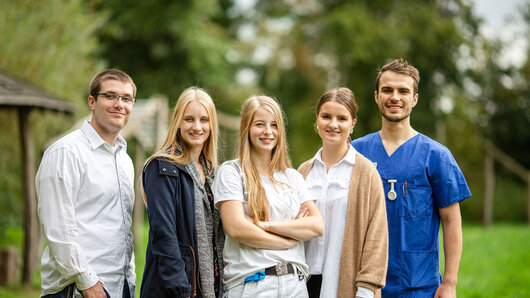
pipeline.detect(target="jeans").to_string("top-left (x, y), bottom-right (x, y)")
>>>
top-left (224, 273), bottom-right (308, 298)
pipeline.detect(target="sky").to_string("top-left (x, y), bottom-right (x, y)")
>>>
top-left (472, 0), bottom-right (528, 67)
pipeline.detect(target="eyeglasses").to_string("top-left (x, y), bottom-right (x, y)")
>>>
top-left (95, 92), bottom-right (135, 105)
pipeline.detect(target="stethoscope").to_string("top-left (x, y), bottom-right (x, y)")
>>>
top-left (387, 179), bottom-right (397, 201)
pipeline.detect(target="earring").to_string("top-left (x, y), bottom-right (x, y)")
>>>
top-left (316, 124), bottom-right (319, 130)
top-left (350, 128), bottom-right (354, 134)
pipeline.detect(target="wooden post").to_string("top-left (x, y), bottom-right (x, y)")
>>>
top-left (0, 247), bottom-right (20, 285)
top-left (133, 141), bottom-right (145, 254)
top-left (156, 98), bottom-right (168, 149)
top-left (527, 174), bottom-right (530, 226)
top-left (435, 117), bottom-right (447, 145)
top-left (483, 152), bottom-right (494, 227)
top-left (18, 108), bottom-right (39, 284)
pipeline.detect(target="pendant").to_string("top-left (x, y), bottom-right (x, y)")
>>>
top-left (387, 179), bottom-right (397, 201)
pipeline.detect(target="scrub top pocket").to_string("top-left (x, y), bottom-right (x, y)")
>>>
top-left (399, 184), bottom-right (433, 219)
top-left (398, 183), bottom-right (437, 251)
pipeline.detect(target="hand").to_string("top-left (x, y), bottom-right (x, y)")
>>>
top-left (434, 282), bottom-right (456, 298)
top-left (295, 207), bottom-right (309, 219)
top-left (81, 281), bottom-right (107, 298)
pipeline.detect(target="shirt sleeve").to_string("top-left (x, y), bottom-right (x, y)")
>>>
top-left (36, 148), bottom-right (99, 290)
top-left (126, 252), bottom-right (136, 293)
top-left (356, 286), bottom-right (375, 298)
top-left (212, 162), bottom-right (246, 207)
top-left (428, 148), bottom-right (472, 209)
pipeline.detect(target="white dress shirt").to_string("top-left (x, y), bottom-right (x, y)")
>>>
top-left (36, 121), bottom-right (135, 297)
top-left (305, 146), bottom-right (373, 298)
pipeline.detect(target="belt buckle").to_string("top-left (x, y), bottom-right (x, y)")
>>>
top-left (275, 263), bottom-right (289, 275)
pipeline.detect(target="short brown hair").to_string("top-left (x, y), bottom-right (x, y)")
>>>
top-left (316, 87), bottom-right (358, 120)
top-left (89, 69), bottom-right (137, 98)
top-left (375, 58), bottom-right (420, 94)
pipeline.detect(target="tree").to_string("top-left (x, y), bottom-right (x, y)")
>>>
top-left (231, 0), bottom-right (483, 166)
top-left (87, 0), bottom-right (242, 109)
top-left (0, 0), bottom-right (103, 283)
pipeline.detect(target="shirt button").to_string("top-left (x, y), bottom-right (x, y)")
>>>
top-left (162, 168), bottom-right (167, 171)
top-left (173, 170), bottom-right (177, 173)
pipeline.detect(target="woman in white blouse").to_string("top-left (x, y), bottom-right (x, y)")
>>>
top-left (298, 88), bottom-right (388, 298)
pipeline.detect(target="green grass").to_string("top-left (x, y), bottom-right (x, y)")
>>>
top-left (453, 224), bottom-right (530, 297)
top-left (134, 221), bottom-right (149, 297)
top-left (1, 223), bottom-right (529, 297)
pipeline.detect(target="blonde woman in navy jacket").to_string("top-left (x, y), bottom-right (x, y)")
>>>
top-left (141, 87), bottom-right (224, 298)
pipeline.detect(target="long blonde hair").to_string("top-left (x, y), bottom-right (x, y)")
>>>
top-left (238, 96), bottom-right (291, 223)
top-left (143, 87), bottom-right (219, 202)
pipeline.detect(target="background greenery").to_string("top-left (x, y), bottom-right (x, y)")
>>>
top-left (0, 0), bottom-right (529, 296)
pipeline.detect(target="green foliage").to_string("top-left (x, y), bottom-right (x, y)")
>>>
top-left (89, 0), bottom-right (240, 107)
top-left (0, 0), bottom-right (104, 105)
top-left (464, 3), bottom-right (530, 169)
top-left (0, 112), bottom-right (23, 237)
top-left (237, 0), bottom-right (482, 166)
top-left (0, 0), bottom-right (104, 243)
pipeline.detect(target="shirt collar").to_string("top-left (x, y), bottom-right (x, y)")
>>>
top-left (312, 145), bottom-right (357, 166)
top-left (81, 120), bottom-right (126, 153)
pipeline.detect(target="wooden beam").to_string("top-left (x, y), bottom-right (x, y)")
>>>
top-left (483, 152), bottom-right (494, 227)
top-left (0, 95), bottom-right (74, 114)
top-left (526, 174), bottom-right (530, 226)
top-left (156, 98), bottom-right (168, 150)
top-left (483, 139), bottom-right (530, 225)
top-left (133, 141), bottom-right (145, 256)
top-left (483, 139), bottom-right (528, 180)
top-left (18, 108), bottom-right (39, 284)
top-left (217, 110), bottom-right (240, 130)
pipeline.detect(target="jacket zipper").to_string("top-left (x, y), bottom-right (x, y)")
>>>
top-left (189, 245), bottom-right (197, 297)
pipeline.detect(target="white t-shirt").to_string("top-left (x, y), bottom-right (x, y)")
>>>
top-left (213, 160), bottom-right (315, 290)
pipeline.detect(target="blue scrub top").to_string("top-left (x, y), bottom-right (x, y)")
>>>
top-left (352, 132), bottom-right (471, 297)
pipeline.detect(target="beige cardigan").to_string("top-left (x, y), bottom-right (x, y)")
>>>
top-left (299, 152), bottom-right (388, 298)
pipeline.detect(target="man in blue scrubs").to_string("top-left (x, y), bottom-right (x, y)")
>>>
top-left (352, 59), bottom-right (471, 297)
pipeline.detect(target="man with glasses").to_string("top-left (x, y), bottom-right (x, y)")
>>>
top-left (36, 69), bottom-right (137, 298)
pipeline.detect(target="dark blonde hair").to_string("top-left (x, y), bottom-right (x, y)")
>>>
top-left (238, 96), bottom-right (291, 223)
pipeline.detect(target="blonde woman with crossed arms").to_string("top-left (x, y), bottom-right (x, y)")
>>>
top-left (213, 95), bottom-right (324, 297)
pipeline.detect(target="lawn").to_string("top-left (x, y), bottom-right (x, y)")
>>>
top-left (452, 224), bottom-right (530, 297)
top-left (1, 223), bottom-right (529, 297)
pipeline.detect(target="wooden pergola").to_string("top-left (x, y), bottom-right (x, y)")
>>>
top-left (483, 139), bottom-right (530, 226)
top-left (0, 71), bottom-right (74, 284)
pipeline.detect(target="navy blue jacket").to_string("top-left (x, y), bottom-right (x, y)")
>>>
top-left (140, 157), bottom-right (200, 298)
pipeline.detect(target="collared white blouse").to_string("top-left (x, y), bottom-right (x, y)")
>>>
top-left (305, 146), bottom-right (373, 298)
